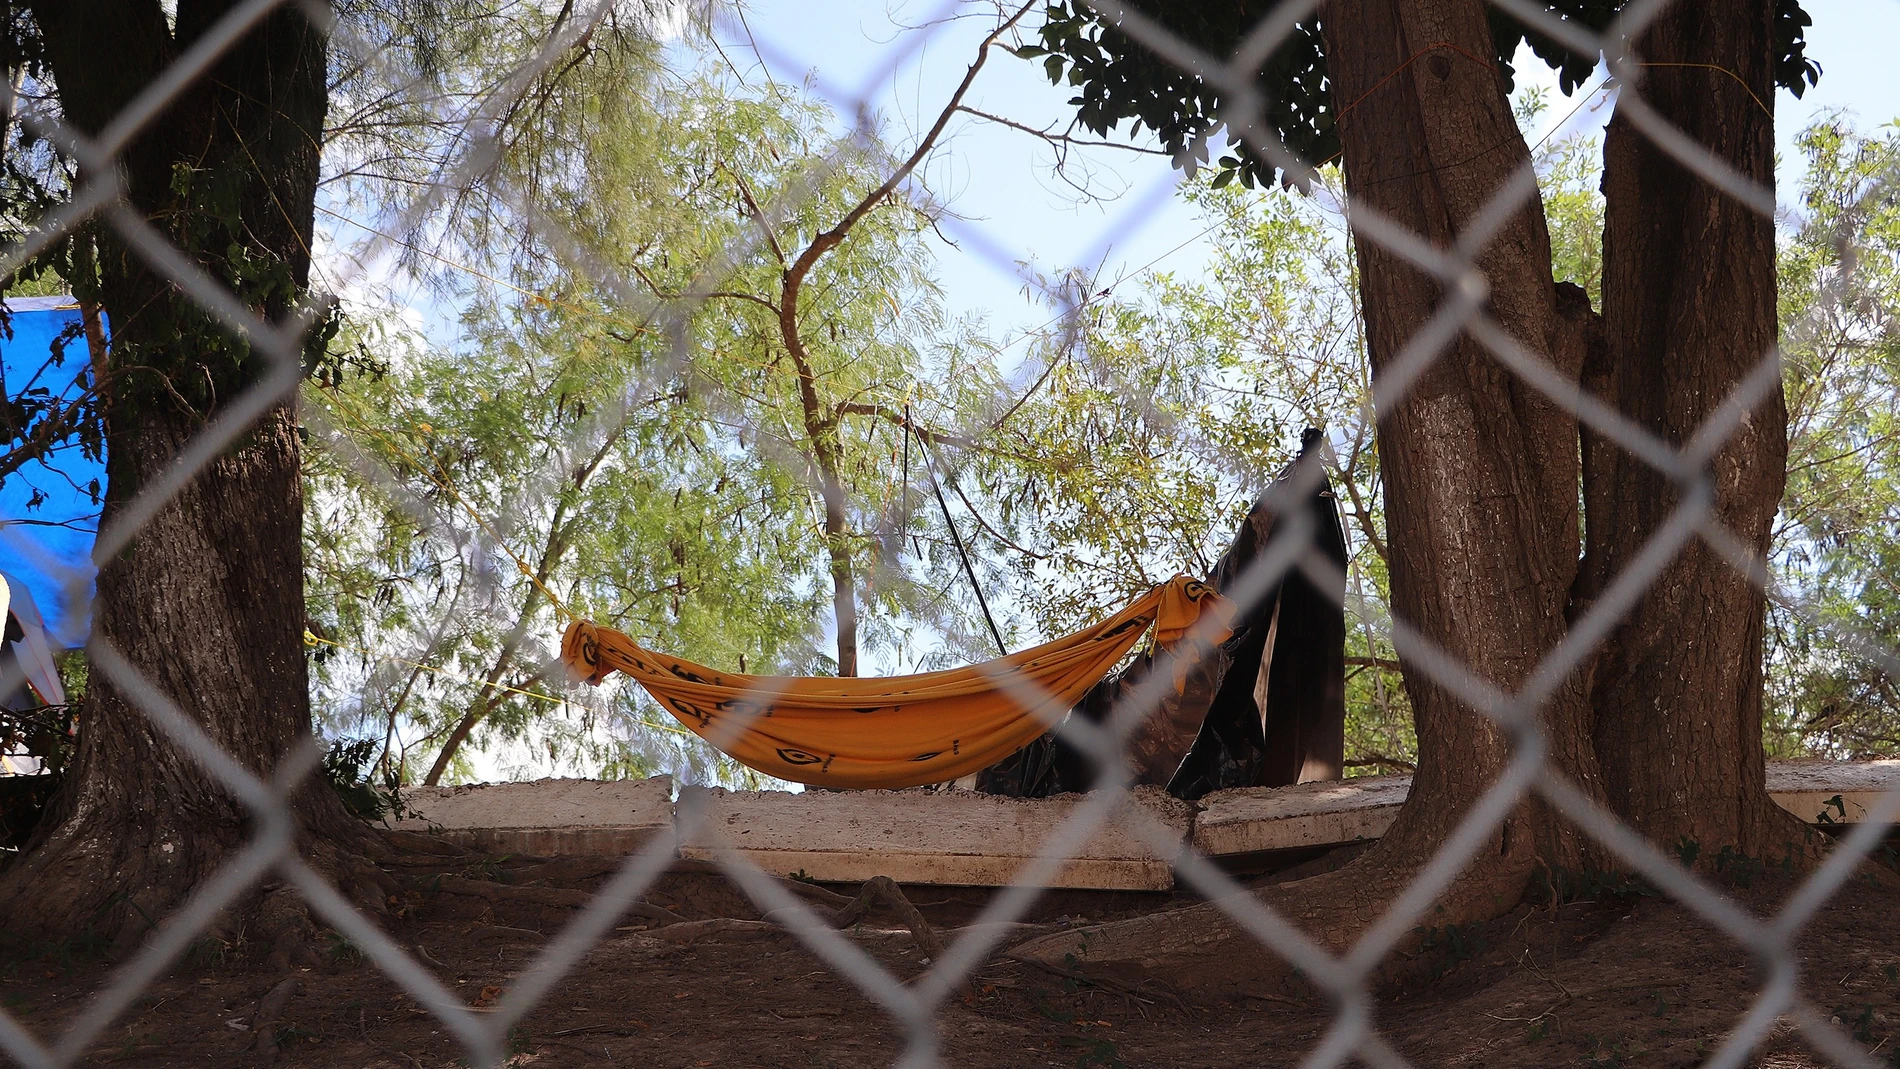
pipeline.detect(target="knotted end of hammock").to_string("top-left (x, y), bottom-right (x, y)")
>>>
top-left (561, 619), bottom-right (611, 685)
top-left (1151, 576), bottom-right (1230, 652)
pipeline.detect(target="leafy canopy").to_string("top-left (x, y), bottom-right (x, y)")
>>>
top-left (1017, 0), bottom-right (1821, 189)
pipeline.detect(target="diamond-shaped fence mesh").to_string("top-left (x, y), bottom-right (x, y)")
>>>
top-left (1, 0), bottom-right (1897, 1066)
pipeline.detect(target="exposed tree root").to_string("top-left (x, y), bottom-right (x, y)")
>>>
top-left (794, 874), bottom-right (945, 961)
top-left (667, 857), bottom-right (859, 908)
top-left (0, 787), bottom-right (402, 971)
top-left (419, 873), bottom-right (688, 927)
top-left (425, 874), bottom-right (593, 908)
top-left (248, 976), bottom-right (299, 1061)
top-left (650, 918), bottom-right (781, 944)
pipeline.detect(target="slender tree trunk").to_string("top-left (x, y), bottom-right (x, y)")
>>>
top-left (819, 461), bottom-right (860, 678)
top-left (421, 600), bottom-right (540, 786)
top-left (785, 340), bottom-right (859, 678)
top-left (1, 0), bottom-right (390, 947)
top-left (1585, 0), bottom-right (1808, 857)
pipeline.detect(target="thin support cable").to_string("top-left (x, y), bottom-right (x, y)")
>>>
top-left (914, 426), bottom-right (1009, 657)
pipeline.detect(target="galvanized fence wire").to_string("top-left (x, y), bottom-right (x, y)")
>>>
top-left (0, 0), bottom-right (1896, 1066)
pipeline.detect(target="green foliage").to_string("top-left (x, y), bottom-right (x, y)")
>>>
top-left (1023, 2), bottom-right (1333, 190)
top-left (289, 4), bottom-right (1886, 792)
top-left (322, 737), bottom-right (402, 821)
top-left (305, 28), bottom-right (1003, 782)
top-left (942, 169), bottom-right (1413, 770)
top-left (1519, 86), bottom-right (1607, 304)
top-left (1765, 117), bottom-right (1900, 759)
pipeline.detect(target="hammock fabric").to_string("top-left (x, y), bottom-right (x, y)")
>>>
top-left (560, 575), bottom-right (1234, 789)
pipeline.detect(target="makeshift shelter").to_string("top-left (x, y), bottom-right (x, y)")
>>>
top-left (976, 429), bottom-right (1349, 799)
top-left (0, 295), bottom-right (106, 647)
top-left (559, 430), bottom-right (1346, 796)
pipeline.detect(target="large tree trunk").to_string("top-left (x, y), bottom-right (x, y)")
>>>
top-left (1299, 0), bottom-right (1612, 883)
top-left (0, 0), bottom-right (387, 947)
top-left (1014, 0), bottom-right (1805, 986)
top-left (1012, 0), bottom-right (1605, 985)
top-left (4, 408), bottom-right (384, 945)
top-left (1584, 0), bottom-right (1807, 856)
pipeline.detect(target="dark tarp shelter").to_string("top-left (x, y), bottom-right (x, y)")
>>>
top-left (975, 429), bottom-right (1349, 799)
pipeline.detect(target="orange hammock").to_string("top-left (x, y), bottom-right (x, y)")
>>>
top-left (560, 575), bottom-right (1234, 789)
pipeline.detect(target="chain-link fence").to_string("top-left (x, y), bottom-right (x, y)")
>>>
top-left (2, 0), bottom-right (1898, 1066)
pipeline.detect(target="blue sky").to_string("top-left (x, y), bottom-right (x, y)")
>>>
top-left (723, 0), bottom-right (1900, 350)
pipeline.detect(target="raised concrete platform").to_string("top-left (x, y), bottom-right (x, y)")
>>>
top-left (393, 761), bottom-right (1900, 890)
top-left (1766, 758), bottom-right (1900, 823)
top-left (677, 784), bottom-right (1192, 891)
top-left (395, 776), bottom-right (674, 856)
top-left (1192, 759), bottom-right (1900, 859)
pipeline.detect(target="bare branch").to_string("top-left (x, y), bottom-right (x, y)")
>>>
top-left (631, 262), bottom-right (779, 314)
top-left (720, 161), bottom-right (788, 268)
top-left (955, 105), bottom-right (1169, 156)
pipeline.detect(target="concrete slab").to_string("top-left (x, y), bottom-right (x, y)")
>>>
top-left (1767, 758), bottom-right (1900, 824)
top-left (381, 761), bottom-right (1899, 883)
top-left (1192, 760), bottom-right (1900, 859)
top-left (1193, 774), bottom-right (1409, 858)
top-left (676, 784), bottom-right (1192, 890)
top-left (395, 775), bottom-right (674, 856)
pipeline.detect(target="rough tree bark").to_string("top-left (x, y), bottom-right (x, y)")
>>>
top-left (1011, 0), bottom-right (1803, 986)
top-left (1582, 1), bottom-right (1809, 858)
top-left (0, 0), bottom-right (390, 948)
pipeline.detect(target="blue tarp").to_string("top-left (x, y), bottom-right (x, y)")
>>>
top-left (0, 295), bottom-right (104, 647)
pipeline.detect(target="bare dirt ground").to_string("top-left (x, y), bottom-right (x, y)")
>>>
top-left (5, 844), bottom-right (1899, 1068)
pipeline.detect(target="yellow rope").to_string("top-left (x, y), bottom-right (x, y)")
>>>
top-left (303, 630), bottom-right (698, 740)
top-left (1634, 62), bottom-right (1773, 121)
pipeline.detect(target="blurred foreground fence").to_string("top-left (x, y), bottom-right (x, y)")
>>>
top-left (2, 0), bottom-right (1899, 1066)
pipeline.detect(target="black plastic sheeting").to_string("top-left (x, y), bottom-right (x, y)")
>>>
top-left (975, 429), bottom-right (1349, 800)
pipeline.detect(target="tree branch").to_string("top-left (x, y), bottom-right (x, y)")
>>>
top-left (0, 387), bottom-right (103, 483)
top-left (776, 0), bottom-right (1035, 338)
top-left (1336, 471), bottom-right (1387, 562)
top-left (948, 474), bottom-right (1049, 562)
top-left (719, 161), bottom-right (787, 268)
top-left (955, 105), bottom-right (1169, 155)
top-left (631, 263), bottom-right (778, 314)
top-left (767, 2), bottom-right (1034, 677)
top-left (832, 400), bottom-right (973, 449)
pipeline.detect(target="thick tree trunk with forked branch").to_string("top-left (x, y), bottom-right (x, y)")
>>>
top-left (1010, 0), bottom-right (1808, 986)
